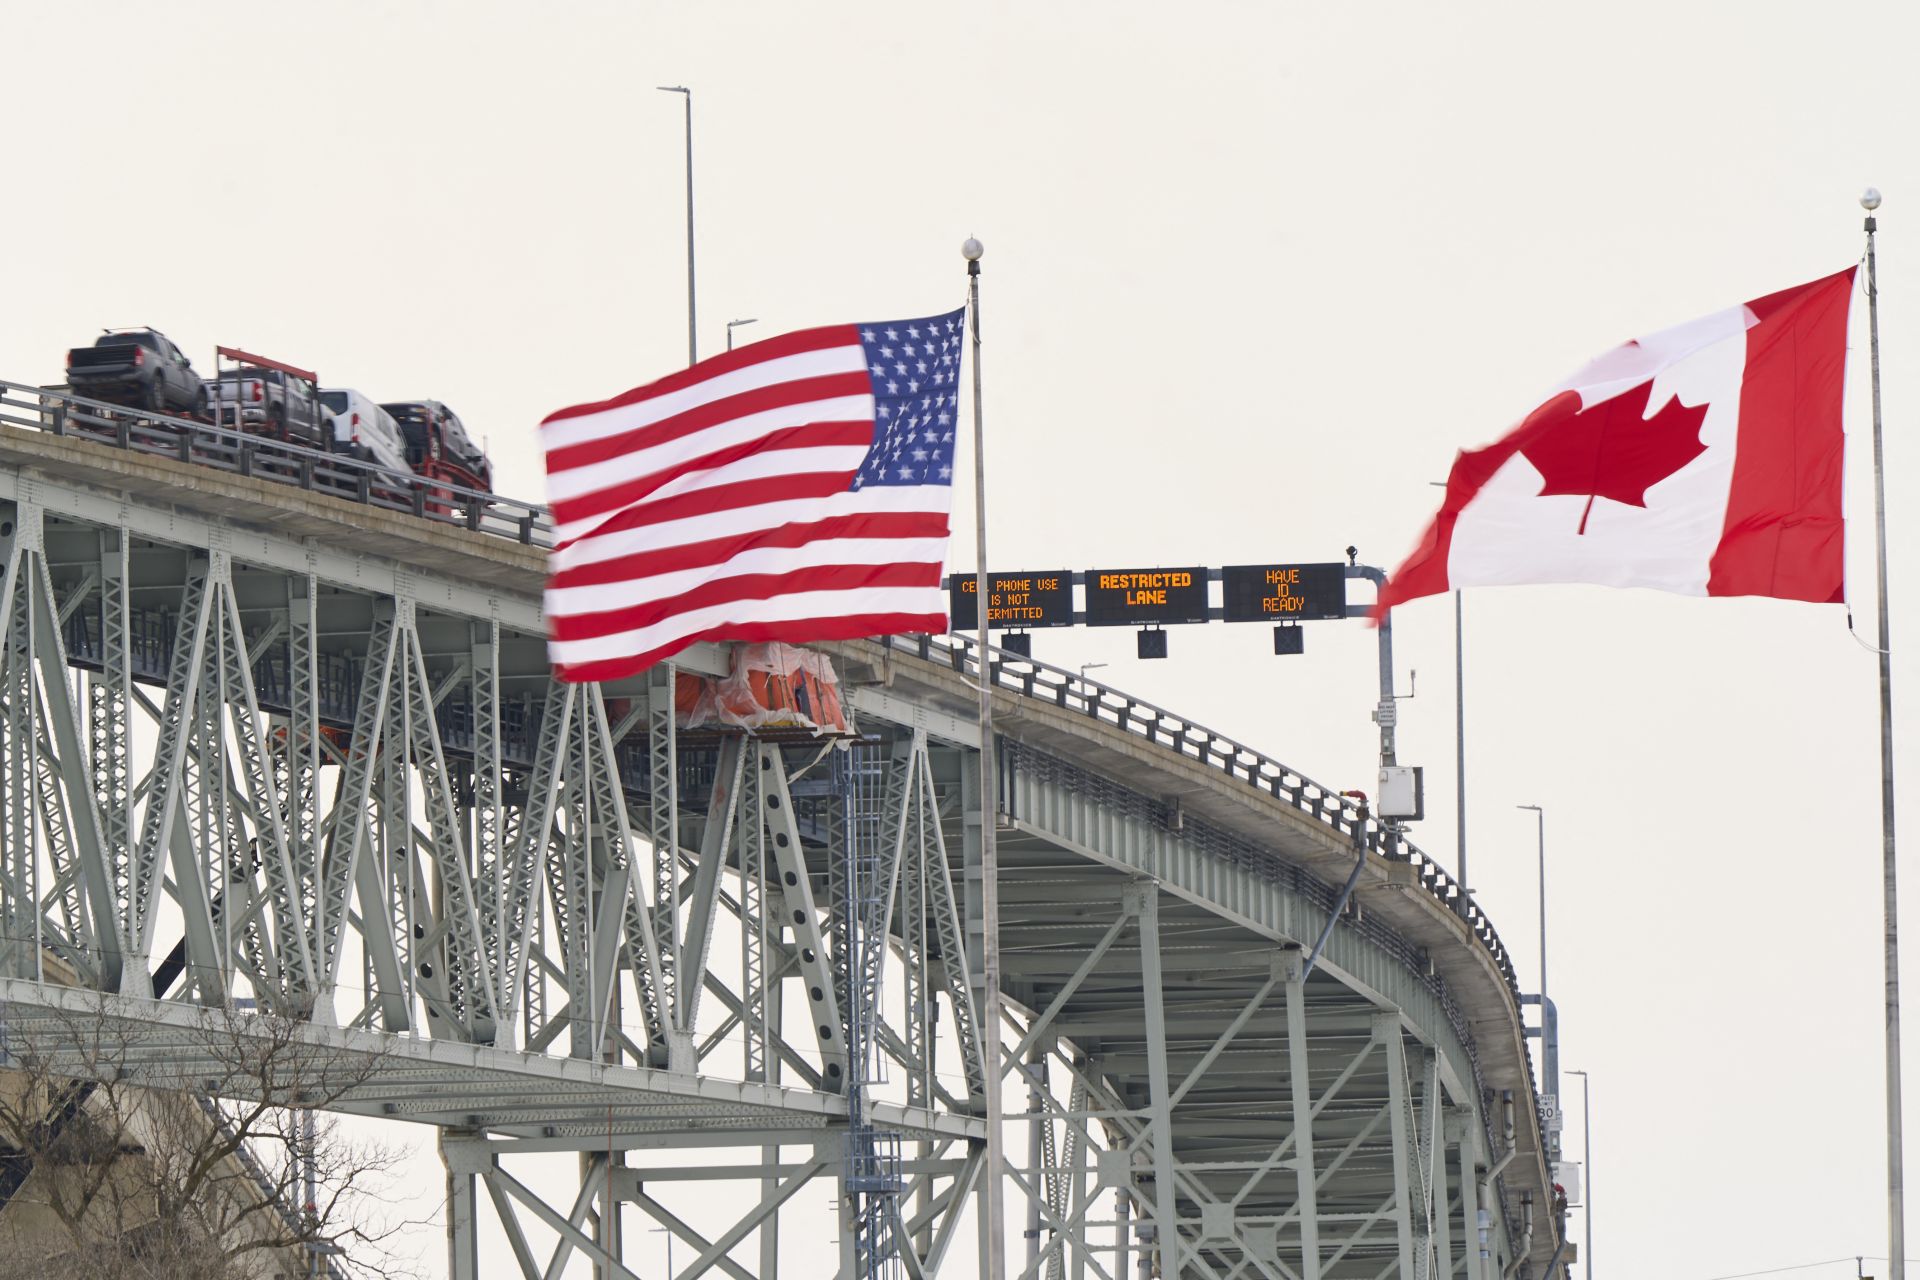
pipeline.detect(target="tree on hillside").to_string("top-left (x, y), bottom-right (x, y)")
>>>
top-left (0, 998), bottom-right (420, 1279)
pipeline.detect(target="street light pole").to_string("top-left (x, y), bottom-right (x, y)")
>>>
top-left (1517, 804), bottom-right (1546, 1012)
top-left (726, 317), bottom-right (758, 351)
top-left (1455, 588), bottom-right (1467, 887)
top-left (1568, 1069), bottom-right (1592, 1280)
top-left (656, 85), bottom-right (696, 366)
top-left (1425, 481), bottom-right (1471, 890)
top-left (1517, 802), bottom-right (1558, 1127)
top-left (649, 1226), bottom-right (673, 1279)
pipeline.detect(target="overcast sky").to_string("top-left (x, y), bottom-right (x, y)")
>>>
top-left (8, 3), bottom-right (1920, 1276)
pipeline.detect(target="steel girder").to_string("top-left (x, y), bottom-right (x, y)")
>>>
top-left (968, 740), bottom-right (1535, 1277)
top-left (0, 462), bottom-right (1551, 1279)
top-left (888, 728), bottom-right (1533, 1279)
top-left (0, 484), bottom-right (993, 1277)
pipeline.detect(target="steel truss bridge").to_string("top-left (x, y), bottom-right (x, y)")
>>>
top-left (0, 384), bottom-right (1562, 1279)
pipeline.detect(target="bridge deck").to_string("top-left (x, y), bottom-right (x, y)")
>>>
top-left (0, 978), bottom-right (973, 1144)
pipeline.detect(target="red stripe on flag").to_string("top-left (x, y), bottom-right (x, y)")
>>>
top-left (545, 372), bottom-right (874, 474)
top-left (553, 613), bottom-right (948, 684)
top-left (548, 512), bottom-right (954, 589)
top-left (1706, 266), bottom-right (1856, 602)
top-left (554, 472), bottom-right (857, 550)
top-left (551, 420), bottom-right (875, 529)
top-left (541, 325), bottom-right (862, 427)
top-left (549, 562), bottom-right (943, 643)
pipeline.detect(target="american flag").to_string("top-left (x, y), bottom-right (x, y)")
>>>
top-left (540, 306), bottom-right (968, 682)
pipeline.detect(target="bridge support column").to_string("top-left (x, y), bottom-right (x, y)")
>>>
top-left (1284, 955), bottom-right (1321, 1280)
top-left (1443, 1110), bottom-right (1479, 1280)
top-left (94, 526), bottom-right (135, 994)
top-left (1025, 1042), bottom-right (1047, 1273)
top-left (440, 1132), bottom-right (483, 1280)
top-left (1379, 1011), bottom-right (1417, 1279)
top-left (1132, 883), bottom-right (1181, 1279)
top-left (963, 761), bottom-right (994, 1274)
top-left (1431, 1090), bottom-right (1454, 1280)
top-left (584, 1149), bottom-right (625, 1280)
top-left (1457, 1123), bottom-right (1483, 1280)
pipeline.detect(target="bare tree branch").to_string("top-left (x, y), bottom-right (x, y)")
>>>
top-left (0, 993), bottom-right (427, 1278)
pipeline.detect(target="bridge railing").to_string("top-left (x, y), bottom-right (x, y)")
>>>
top-left (0, 382), bottom-right (554, 548)
top-left (880, 630), bottom-right (1523, 1002)
top-left (0, 379), bottom-right (1519, 1001)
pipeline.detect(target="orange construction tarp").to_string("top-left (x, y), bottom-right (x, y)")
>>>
top-left (675, 642), bottom-right (851, 735)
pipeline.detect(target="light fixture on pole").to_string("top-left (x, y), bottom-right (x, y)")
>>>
top-left (1079, 662), bottom-right (1107, 683)
top-left (1567, 1068), bottom-right (1592, 1280)
top-left (656, 85), bottom-right (696, 367)
top-left (648, 1226), bottom-right (673, 1278)
top-left (726, 317), bottom-right (758, 351)
top-left (963, 233), bottom-right (1007, 1280)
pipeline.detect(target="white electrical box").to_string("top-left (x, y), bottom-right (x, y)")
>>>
top-left (1553, 1160), bottom-right (1582, 1206)
top-left (1378, 766), bottom-right (1424, 821)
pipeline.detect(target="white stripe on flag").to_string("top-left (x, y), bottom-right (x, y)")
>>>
top-left (550, 485), bottom-right (948, 573)
top-left (548, 585), bottom-right (946, 667)
top-left (545, 536), bottom-right (955, 617)
top-left (549, 442), bottom-right (873, 545)
top-left (540, 345), bottom-right (868, 452)
top-left (545, 393), bottom-right (876, 504)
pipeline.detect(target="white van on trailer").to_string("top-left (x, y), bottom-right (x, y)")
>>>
top-left (317, 389), bottom-right (410, 476)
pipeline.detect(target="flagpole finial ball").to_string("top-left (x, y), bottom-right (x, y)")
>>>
top-left (1863, 187), bottom-right (1883, 211)
top-left (961, 238), bottom-right (984, 262)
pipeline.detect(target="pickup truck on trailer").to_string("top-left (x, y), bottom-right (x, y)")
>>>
top-left (64, 329), bottom-right (207, 416)
top-left (207, 347), bottom-right (329, 446)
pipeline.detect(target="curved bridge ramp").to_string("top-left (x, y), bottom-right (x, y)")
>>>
top-left (0, 388), bottom-right (1560, 1278)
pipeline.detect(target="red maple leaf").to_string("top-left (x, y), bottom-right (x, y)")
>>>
top-left (1516, 379), bottom-right (1710, 534)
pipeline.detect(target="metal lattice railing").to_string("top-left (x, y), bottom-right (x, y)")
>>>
top-left (0, 382), bottom-right (553, 546)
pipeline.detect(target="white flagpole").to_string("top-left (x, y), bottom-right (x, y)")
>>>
top-left (1863, 186), bottom-right (1906, 1280)
top-left (963, 235), bottom-right (1008, 1280)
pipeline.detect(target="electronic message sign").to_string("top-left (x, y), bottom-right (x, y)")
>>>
top-left (1221, 563), bottom-right (1348, 623)
top-left (947, 571), bottom-right (1074, 630)
top-left (1084, 567), bottom-right (1209, 627)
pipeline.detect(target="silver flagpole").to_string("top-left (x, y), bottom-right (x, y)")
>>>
top-left (1864, 186), bottom-right (1906, 1280)
top-left (963, 234), bottom-right (1007, 1280)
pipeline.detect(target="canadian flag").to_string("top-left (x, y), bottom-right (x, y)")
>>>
top-left (1376, 267), bottom-right (1859, 616)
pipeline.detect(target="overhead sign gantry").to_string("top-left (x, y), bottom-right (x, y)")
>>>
top-left (943, 561), bottom-right (1350, 656)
